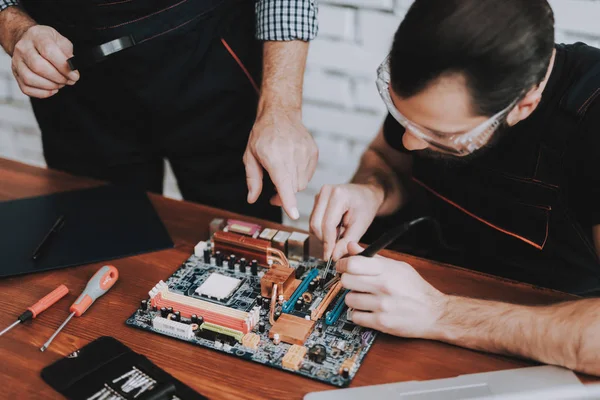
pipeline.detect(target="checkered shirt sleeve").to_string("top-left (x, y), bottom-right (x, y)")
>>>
top-left (255, 0), bottom-right (318, 41)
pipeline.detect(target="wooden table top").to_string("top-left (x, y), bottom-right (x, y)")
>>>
top-left (0, 158), bottom-right (591, 399)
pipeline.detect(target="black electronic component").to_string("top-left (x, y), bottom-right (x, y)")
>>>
top-left (308, 344), bottom-right (327, 364)
top-left (174, 311), bottom-right (181, 322)
top-left (251, 259), bottom-right (258, 275)
top-left (342, 323), bottom-right (355, 332)
top-left (203, 248), bottom-right (211, 264)
top-left (196, 327), bottom-right (217, 342)
top-left (262, 298), bottom-right (270, 310)
top-left (228, 255), bottom-right (236, 270)
top-left (308, 280), bottom-right (317, 292)
top-left (167, 307), bottom-right (173, 315)
top-left (294, 299), bottom-right (303, 310)
top-left (140, 300), bottom-right (147, 311)
top-left (258, 321), bottom-right (266, 333)
top-left (152, 305), bottom-right (157, 312)
top-left (215, 251), bottom-right (223, 266)
top-left (256, 296), bottom-right (263, 307)
top-left (274, 311), bottom-right (281, 321)
top-left (295, 265), bottom-right (306, 279)
top-left (239, 258), bottom-right (246, 273)
top-left (341, 368), bottom-right (349, 379)
top-left (160, 307), bottom-right (168, 318)
top-left (67, 35), bottom-right (136, 71)
top-left (191, 314), bottom-right (198, 324)
top-left (197, 316), bottom-right (204, 325)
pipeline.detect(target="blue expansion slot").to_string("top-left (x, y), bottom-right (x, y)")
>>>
top-left (282, 268), bottom-right (319, 313)
top-left (325, 289), bottom-right (349, 325)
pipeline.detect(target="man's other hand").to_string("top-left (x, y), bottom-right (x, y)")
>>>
top-left (338, 242), bottom-right (447, 339)
top-left (310, 183), bottom-right (384, 261)
top-left (11, 25), bottom-right (79, 98)
top-left (244, 109), bottom-right (318, 220)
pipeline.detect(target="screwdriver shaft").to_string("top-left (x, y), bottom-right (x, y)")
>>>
top-left (40, 312), bottom-right (74, 352)
top-left (0, 320), bottom-right (20, 337)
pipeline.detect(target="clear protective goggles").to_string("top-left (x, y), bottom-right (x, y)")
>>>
top-left (376, 55), bottom-right (518, 156)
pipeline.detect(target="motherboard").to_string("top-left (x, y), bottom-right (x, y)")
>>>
top-left (126, 219), bottom-right (376, 387)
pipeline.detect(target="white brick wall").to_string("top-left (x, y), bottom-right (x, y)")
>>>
top-left (1, 0), bottom-right (600, 229)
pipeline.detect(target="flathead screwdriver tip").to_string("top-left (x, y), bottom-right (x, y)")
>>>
top-left (40, 345), bottom-right (47, 352)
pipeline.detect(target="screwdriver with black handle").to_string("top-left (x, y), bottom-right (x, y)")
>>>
top-left (0, 284), bottom-right (69, 337)
top-left (40, 265), bottom-right (119, 352)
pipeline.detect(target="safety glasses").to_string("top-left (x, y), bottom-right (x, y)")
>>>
top-left (376, 55), bottom-right (518, 156)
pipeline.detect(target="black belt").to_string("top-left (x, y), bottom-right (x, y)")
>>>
top-left (66, 0), bottom-right (229, 71)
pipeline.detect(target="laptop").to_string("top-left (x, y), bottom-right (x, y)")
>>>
top-left (304, 366), bottom-right (585, 400)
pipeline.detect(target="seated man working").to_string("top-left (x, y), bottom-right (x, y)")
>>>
top-left (310, 0), bottom-right (600, 375)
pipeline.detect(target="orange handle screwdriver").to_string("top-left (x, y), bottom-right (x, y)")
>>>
top-left (0, 284), bottom-right (69, 337)
top-left (40, 265), bottom-right (118, 352)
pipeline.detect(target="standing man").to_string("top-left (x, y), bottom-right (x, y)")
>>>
top-left (0, 0), bottom-right (319, 222)
top-left (310, 0), bottom-right (600, 375)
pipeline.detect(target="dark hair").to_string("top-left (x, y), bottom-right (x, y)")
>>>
top-left (389, 0), bottom-right (555, 116)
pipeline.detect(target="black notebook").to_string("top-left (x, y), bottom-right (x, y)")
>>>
top-left (0, 185), bottom-right (174, 278)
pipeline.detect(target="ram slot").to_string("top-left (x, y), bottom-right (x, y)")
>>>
top-left (311, 280), bottom-right (343, 321)
top-left (325, 289), bottom-right (349, 325)
top-left (149, 286), bottom-right (253, 333)
top-left (282, 268), bottom-right (320, 313)
top-left (200, 322), bottom-right (245, 343)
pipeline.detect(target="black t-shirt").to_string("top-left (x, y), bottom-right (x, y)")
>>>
top-left (383, 43), bottom-right (600, 229)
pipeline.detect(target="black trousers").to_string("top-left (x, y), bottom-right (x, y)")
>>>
top-left (28, 1), bottom-right (281, 222)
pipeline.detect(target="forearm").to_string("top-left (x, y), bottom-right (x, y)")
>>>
top-left (258, 40), bottom-right (308, 116)
top-left (434, 296), bottom-right (600, 376)
top-left (352, 147), bottom-right (405, 216)
top-left (0, 6), bottom-right (36, 55)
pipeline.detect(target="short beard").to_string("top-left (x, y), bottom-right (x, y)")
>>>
top-left (416, 120), bottom-right (511, 166)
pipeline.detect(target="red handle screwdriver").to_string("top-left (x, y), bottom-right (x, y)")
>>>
top-left (0, 284), bottom-right (69, 337)
top-left (40, 265), bottom-right (118, 352)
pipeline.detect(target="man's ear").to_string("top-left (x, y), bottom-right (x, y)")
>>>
top-left (506, 87), bottom-right (543, 127)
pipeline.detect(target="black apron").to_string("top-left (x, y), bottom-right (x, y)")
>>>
top-left (394, 44), bottom-right (600, 295)
top-left (20, 0), bottom-right (282, 222)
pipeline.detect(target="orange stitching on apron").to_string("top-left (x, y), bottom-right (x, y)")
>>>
top-left (94, 0), bottom-right (189, 30)
top-left (578, 87), bottom-right (600, 115)
top-left (413, 177), bottom-right (549, 250)
top-left (138, 13), bottom-right (200, 43)
top-left (221, 38), bottom-right (260, 95)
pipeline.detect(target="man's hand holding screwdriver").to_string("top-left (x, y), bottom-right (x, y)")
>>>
top-left (0, 6), bottom-right (79, 99)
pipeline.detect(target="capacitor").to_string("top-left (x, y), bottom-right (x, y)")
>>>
top-left (273, 333), bottom-right (281, 344)
top-left (152, 305), bottom-right (157, 312)
top-left (160, 307), bottom-right (168, 317)
top-left (258, 321), bottom-right (266, 333)
top-left (308, 280), bottom-right (317, 292)
top-left (191, 314), bottom-right (198, 324)
top-left (216, 251), bottom-right (223, 266)
top-left (341, 367), bottom-right (350, 379)
top-left (251, 259), bottom-right (258, 275)
top-left (256, 296), bottom-right (263, 307)
top-left (239, 258), bottom-right (246, 273)
top-left (229, 254), bottom-right (236, 266)
top-left (174, 311), bottom-right (181, 321)
top-left (308, 344), bottom-right (327, 363)
top-left (141, 299), bottom-right (148, 311)
top-left (262, 298), bottom-right (270, 310)
top-left (167, 307), bottom-right (173, 315)
top-left (295, 299), bottom-right (303, 310)
top-left (197, 316), bottom-right (204, 325)
top-left (203, 248), bottom-right (211, 264)
top-left (274, 311), bottom-right (281, 321)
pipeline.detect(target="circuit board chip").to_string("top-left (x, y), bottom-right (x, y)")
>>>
top-left (195, 273), bottom-right (241, 300)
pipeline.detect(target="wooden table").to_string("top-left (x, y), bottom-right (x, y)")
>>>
top-left (0, 158), bottom-right (590, 399)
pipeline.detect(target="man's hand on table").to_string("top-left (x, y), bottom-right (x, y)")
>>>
top-left (0, 7), bottom-right (79, 99)
top-left (337, 241), bottom-right (448, 339)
